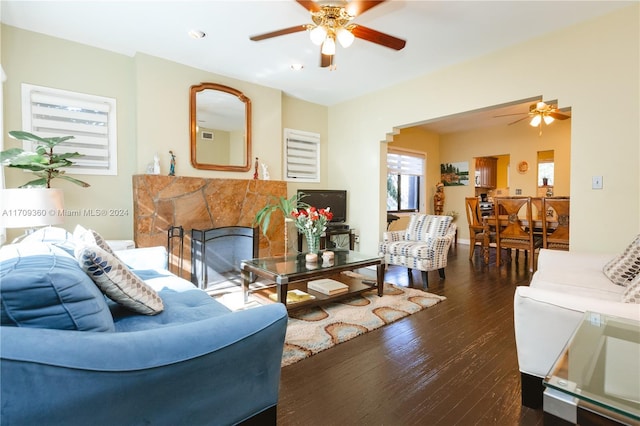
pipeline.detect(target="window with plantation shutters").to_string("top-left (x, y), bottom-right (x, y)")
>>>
top-left (284, 128), bottom-right (320, 182)
top-left (21, 83), bottom-right (117, 175)
top-left (386, 149), bottom-right (424, 213)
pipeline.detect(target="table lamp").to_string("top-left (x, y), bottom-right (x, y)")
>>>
top-left (1, 188), bottom-right (64, 241)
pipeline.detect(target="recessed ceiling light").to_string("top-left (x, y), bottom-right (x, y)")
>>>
top-left (188, 29), bottom-right (206, 39)
top-left (290, 63), bottom-right (304, 71)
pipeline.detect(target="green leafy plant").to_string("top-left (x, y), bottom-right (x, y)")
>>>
top-left (0, 131), bottom-right (90, 188)
top-left (253, 192), bottom-right (309, 236)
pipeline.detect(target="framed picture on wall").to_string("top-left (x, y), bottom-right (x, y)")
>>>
top-left (440, 162), bottom-right (469, 186)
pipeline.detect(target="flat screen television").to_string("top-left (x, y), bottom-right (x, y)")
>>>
top-left (297, 189), bottom-right (347, 223)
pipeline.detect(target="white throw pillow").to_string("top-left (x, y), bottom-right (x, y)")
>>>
top-left (76, 244), bottom-right (164, 315)
top-left (603, 234), bottom-right (640, 286)
top-left (622, 273), bottom-right (640, 304)
top-left (73, 224), bottom-right (116, 255)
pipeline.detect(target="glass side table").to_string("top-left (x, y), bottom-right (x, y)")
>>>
top-left (543, 312), bottom-right (640, 425)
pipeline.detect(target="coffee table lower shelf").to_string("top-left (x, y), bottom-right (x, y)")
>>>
top-left (251, 273), bottom-right (379, 311)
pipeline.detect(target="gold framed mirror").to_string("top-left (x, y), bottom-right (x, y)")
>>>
top-left (190, 83), bottom-right (251, 172)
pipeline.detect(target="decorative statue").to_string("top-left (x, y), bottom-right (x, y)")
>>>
top-left (260, 162), bottom-right (270, 180)
top-left (153, 153), bottom-right (160, 175)
top-left (168, 151), bottom-right (176, 176)
top-left (434, 182), bottom-right (445, 215)
top-left (253, 157), bottom-right (259, 180)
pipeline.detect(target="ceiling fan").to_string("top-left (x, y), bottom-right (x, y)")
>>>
top-left (249, 0), bottom-right (406, 68)
top-left (495, 101), bottom-right (571, 135)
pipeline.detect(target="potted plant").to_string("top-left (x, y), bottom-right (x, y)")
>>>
top-left (253, 193), bottom-right (309, 236)
top-left (0, 130), bottom-right (90, 188)
top-left (253, 193), bottom-right (310, 255)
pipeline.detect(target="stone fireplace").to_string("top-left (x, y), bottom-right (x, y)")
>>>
top-left (132, 175), bottom-right (287, 278)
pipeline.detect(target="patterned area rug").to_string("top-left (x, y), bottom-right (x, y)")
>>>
top-left (282, 276), bottom-right (446, 367)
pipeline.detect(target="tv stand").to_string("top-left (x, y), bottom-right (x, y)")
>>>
top-left (297, 226), bottom-right (355, 252)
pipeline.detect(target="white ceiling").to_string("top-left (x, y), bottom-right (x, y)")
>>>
top-left (0, 0), bottom-right (628, 131)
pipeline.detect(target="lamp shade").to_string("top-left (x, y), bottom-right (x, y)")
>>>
top-left (529, 114), bottom-right (542, 127)
top-left (1, 188), bottom-right (64, 228)
top-left (336, 28), bottom-right (355, 48)
top-left (321, 37), bottom-right (336, 55)
top-left (309, 26), bottom-right (327, 45)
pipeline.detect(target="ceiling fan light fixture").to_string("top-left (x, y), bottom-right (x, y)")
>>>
top-left (321, 37), bottom-right (336, 55)
top-left (309, 26), bottom-right (327, 45)
top-left (188, 29), bottom-right (206, 40)
top-left (543, 115), bottom-right (554, 125)
top-left (530, 114), bottom-right (542, 127)
top-left (336, 27), bottom-right (355, 48)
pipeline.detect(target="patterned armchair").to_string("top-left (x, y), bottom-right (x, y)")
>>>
top-left (378, 214), bottom-right (456, 289)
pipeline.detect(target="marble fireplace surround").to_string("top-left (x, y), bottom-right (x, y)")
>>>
top-left (132, 175), bottom-right (287, 278)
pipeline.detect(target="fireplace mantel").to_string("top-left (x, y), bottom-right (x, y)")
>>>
top-left (132, 175), bottom-right (287, 277)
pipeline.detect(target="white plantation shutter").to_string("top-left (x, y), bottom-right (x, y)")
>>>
top-left (284, 128), bottom-right (320, 182)
top-left (387, 149), bottom-right (424, 176)
top-left (21, 83), bottom-right (117, 175)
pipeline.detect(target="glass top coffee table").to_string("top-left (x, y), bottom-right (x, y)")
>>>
top-left (543, 311), bottom-right (640, 424)
top-left (241, 251), bottom-right (384, 310)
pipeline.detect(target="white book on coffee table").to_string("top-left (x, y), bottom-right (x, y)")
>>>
top-left (308, 278), bottom-right (349, 295)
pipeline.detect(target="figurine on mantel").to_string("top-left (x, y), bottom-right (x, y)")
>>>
top-left (168, 151), bottom-right (176, 176)
top-left (261, 162), bottom-right (270, 180)
top-left (253, 157), bottom-right (259, 180)
top-left (143, 152), bottom-right (159, 174)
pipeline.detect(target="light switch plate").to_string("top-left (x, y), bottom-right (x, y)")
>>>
top-left (592, 176), bottom-right (603, 189)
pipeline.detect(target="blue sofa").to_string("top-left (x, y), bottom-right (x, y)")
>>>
top-left (0, 230), bottom-right (288, 426)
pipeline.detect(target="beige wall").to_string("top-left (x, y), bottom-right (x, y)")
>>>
top-left (329, 5), bottom-right (639, 254)
top-left (2, 25), bottom-right (136, 240)
top-left (1, 27), bottom-right (327, 241)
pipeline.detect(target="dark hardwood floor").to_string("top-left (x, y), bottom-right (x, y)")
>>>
top-left (277, 243), bottom-right (544, 425)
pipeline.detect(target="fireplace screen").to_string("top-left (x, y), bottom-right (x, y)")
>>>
top-left (190, 226), bottom-right (258, 291)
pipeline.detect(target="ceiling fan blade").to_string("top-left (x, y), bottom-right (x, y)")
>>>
top-left (508, 116), bottom-right (531, 125)
top-left (493, 112), bottom-right (528, 118)
top-left (345, 1), bottom-right (387, 16)
top-left (351, 25), bottom-right (406, 50)
top-left (296, 0), bottom-right (321, 12)
top-left (250, 25), bottom-right (308, 42)
top-left (549, 111), bottom-right (571, 120)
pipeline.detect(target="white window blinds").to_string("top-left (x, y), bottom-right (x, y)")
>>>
top-left (387, 150), bottom-right (425, 176)
top-left (284, 128), bottom-right (320, 182)
top-left (21, 83), bottom-right (118, 175)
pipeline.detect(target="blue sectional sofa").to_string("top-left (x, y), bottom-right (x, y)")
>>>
top-left (0, 228), bottom-right (288, 426)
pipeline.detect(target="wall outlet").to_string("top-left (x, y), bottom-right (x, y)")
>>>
top-left (353, 235), bottom-right (360, 243)
top-left (592, 176), bottom-right (603, 189)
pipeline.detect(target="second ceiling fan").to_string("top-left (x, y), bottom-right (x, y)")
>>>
top-left (249, 0), bottom-right (406, 68)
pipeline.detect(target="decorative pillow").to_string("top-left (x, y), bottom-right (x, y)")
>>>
top-left (405, 214), bottom-right (452, 241)
top-left (622, 273), bottom-right (640, 304)
top-left (73, 224), bottom-right (115, 255)
top-left (603, 234), bottom-right (640, 286)
top-left (0, 243), bottom-right (115, 332)
top-left (76, 245), bottom-right (164, 315)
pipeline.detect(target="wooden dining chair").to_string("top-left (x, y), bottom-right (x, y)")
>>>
top-left (494, 197), bottom-right (543, 272)
top-left (531, 197), bottom-right (543, 220)
top-left (465, 197), bottom-right (484, 260)
top-left (465, 197), bottom-right (495, 262)
top-left (542, 197), bottom-right (570, 250)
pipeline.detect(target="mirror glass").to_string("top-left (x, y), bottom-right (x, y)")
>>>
top-left (190, 83), bottom-right (251, 171)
